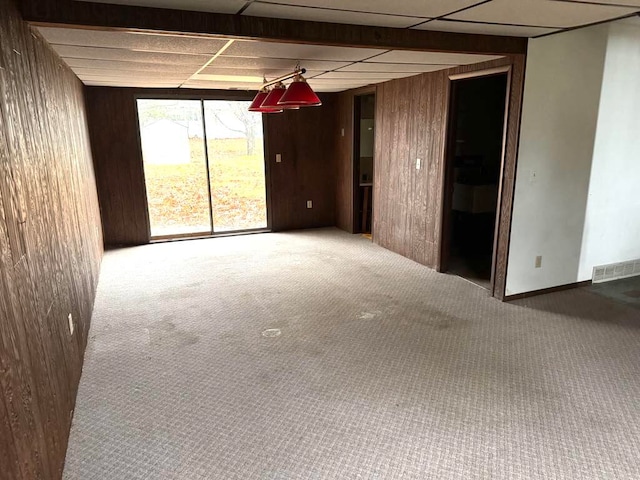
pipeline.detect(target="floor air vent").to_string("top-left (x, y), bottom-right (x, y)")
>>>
top-left (593, 259), bottom-right (640, 283)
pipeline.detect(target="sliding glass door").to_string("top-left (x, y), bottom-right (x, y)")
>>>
top-left (137, 98), bottom-right (267, 239)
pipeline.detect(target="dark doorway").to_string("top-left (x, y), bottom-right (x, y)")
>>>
top-left (353, 93), bottom-right (375, 235)
top-left (441, 73), bottom-right (509, 290)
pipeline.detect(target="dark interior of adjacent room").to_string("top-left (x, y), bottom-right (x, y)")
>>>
top-left (354, 93), bottom-right (375, 235)
top-left (444, 74), bottom-right (508, 289)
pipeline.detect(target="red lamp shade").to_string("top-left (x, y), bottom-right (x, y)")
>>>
top-left (248, 87), bottom-right (282, 113)
top-left (278, 75), bottom-right (322, 107)
top-left (260, 82), bottom-right (287, 110)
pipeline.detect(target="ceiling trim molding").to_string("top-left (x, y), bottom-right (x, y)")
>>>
top-left (20, 0), bottom-right (527, 55)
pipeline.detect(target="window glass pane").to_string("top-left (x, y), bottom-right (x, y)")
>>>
top-left (203, 100), bottom-right (267, 232)
top-left (137, 99), bottom-right (211, 237)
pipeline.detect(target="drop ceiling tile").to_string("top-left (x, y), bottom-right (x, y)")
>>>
top-left (63, 58), bottom-right (198, 73)
top-left (337, 62), bottom-right (453, 73)
top-left (73, 68), bottom-right (192, 80)
top-left (180, 80), bottom-right (261, 90)
top-left (198, 66), bottom-right (325, 79)
top-left (414, 19), bottom-right (559, 37)
top-left (312, 71), bottom-right (418, 80)
top-left (37, 27), bottom-right (229, 55)
top-left (75, 0), bottom-right (246, 14)
top-left (560, 0), bottom-right (640, 6)
top-left (223, 40), bottom-right (385, 62)
top-left (78, 73), bottom-right (190, 83)
top-left (447, 0), bottom-right (638, 28)
top-left (83, 80), bottom-right (182, 87)
top-left (366, 50), bottom-right (502, 65)
top-left (210, 56), bottom-right (351, 71)
top-left (53, 45), bottom-right (211, 65)
top-left (243, 3), bottom-right (426, 28)
top-left (307, 79), bottom-right (377, 91)
top-left (192, 73), bottom-right (264, 84)
top-left (249, 0), bottom-right (482, 18)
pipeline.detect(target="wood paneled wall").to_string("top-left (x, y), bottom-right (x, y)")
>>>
top-left (263, 94), bottom-right (338, 231)
top-left (372, 57), bottom-right (525, 298)
top-left (0, 1), bottom-right (103, 478)
top-left (85, 88), bottom-right (339, 244)
top-left (84, 88), bottom-right (149, 246)
top-left (335, 92), bottom-right (355, 233)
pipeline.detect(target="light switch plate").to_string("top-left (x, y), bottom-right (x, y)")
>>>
top-left (307, 200), bottom-right (313, 209)
top-left (276, 153), bottom-right (282, 163)
top-left (416, 158), bottom-right (421, 170)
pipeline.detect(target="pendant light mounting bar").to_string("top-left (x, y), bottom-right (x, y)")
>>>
top-left (261, 68), bottom-right (306, 89)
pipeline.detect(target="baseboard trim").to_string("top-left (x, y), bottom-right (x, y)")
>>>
top-left (504, 280), bottom-right (592, 301)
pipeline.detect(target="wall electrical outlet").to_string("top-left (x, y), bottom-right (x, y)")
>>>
top-left (535, 256), bottom-right (542, 268)
top-left (341, 128), bottom-right (345, 137)
top-left (67, 313), bottom-right (74, 336)
top-left (307, 200), bottom-right (313, 209)
top-left (416, 158), bottom-right (421, 170)
top-left (275, 153), bottom-right (282, 163)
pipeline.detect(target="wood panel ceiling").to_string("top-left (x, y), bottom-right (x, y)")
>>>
top-left (37, 27), bottom-right (503, 91)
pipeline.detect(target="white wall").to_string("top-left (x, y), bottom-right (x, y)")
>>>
top-left (578, 20), bottom-right (640, 280)
top-left (506, 26), bottom-right (609, 295)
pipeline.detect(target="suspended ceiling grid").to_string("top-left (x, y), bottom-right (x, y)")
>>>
top-left (38, 0), bottom-right (640, 91)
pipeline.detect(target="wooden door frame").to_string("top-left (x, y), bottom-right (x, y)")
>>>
top-left (438, 65), bottom-right (513, 298)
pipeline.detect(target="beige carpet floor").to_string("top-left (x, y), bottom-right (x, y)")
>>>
top-left (64, 228), bottom-right (640, 479)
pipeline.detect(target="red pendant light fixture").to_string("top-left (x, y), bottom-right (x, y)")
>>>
top-left (247, 66), bottom-right (322, 113)
top-left (248, 86), bottom-right (283, 113)
top-left (260, 82), bottom-right (287, 110)
top-left (278, 74), bottom-right (322, 107)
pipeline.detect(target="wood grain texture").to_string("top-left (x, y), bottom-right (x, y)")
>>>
top-left (0, 1), bottom-right (103, 478)
top-left (372, 56), bottom-right (525, 299)
top-left (263, 94), bottom-right (338, 231)
top-left (84, 88), bottom-right (150, 246)
top-left (20, 0), bottom-right (527, 55)
top-left (335, 92), bottom-right (354, 233)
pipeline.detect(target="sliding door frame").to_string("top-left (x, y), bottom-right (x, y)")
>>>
top-left (134, 91), bottom-right (272, 241)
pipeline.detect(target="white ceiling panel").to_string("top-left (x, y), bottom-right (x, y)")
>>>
top-left (63, 58), bottom-right (198, 73)
top-left (73, 68), bottom-right (192, 80)
top-left (248, 0), bottom-right (482, 18)
top-left (243, 3), bottom-right (425, 28)
top-left (84, 80), bottom-right (183, 87)
top-left (365, 50), bottom-right (502, 65)
top-left (75, 0), bottom-right (246, 14)
top-left (560, 0), bottom-right (640, 6)
top-left (336, 62), bottom-right (453, 73)
top-left (447, 0), bottom-right (639, 28)
top-left (198, 66), bottom-right (325, 79)
top-left (209, 56), bottom-right (351, 71)
top-left (311, 71), bottom-right (419, 80)
top-left (223, 39), bottom-right (385, 62)
top-left (180, 80), bottom-right (261, 90)
top-left (415, 19), bottom-right (559, 37)
top-left (37, 27), bottom-right (229, 55)
top-left (78, 73), bottom-right (190, 83)
top-left (53, 45), bottom-right (211, 65)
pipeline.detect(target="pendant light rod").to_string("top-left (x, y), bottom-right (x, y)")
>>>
top-left (261, 68), bottom-right (306, 89)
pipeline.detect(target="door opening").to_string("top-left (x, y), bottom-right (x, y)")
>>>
top-left (441, 73), bottom-right (509, 290)
top-left (353, 93), bottom-right (375, 236)
top-left (137, 98), bottom-right (268, 240)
